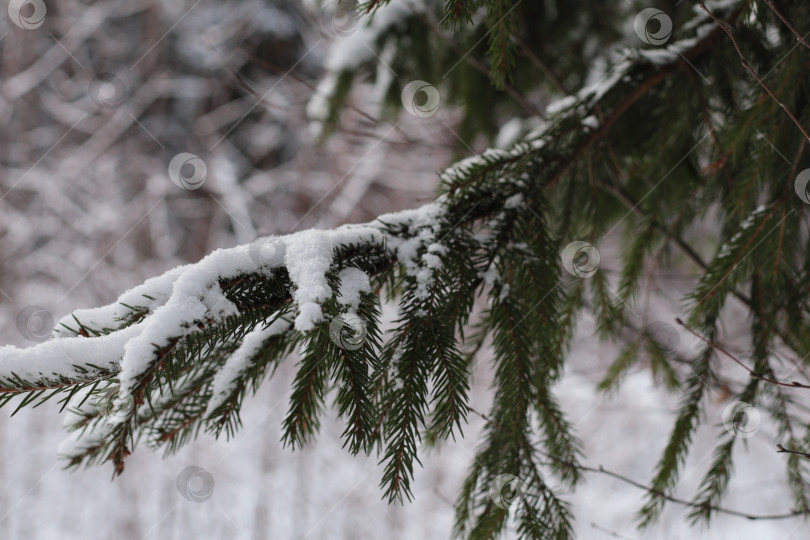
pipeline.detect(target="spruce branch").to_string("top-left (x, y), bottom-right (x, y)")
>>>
top-left (9, 1), bottom-right (810, 537)
top-left (0, 0), bottom-right (743, 476)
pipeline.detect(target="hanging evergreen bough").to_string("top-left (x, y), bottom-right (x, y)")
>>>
top-left (6, 0), bottom-right (810, 537)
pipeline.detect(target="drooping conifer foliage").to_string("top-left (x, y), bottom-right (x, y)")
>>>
top-left (4, 0), bottom-right (810, 537)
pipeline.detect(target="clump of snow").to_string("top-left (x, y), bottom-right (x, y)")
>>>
top-left (205, 316), bottom-right (292, 415)
top-left (284, 230), bottom-right (335, 331)
top-left (0, 322), bottom-right (143, 384)
top-left (336, 267), bottom-right (372, 309)
top-left (639, 48), bottom-right (678, 65)
top-left (422, 243), bottom-right (446, 269)
top-left (114, 243), bottom-right (267, 402)
top-left (378, 202), bottom-right (447, 300)
top-left (495, 118), bottom-right (524, 149)
top-left (546, 95), bottom-right (577, 116)
top-left (530, 138), bottom-right (547, 150)
top-left (504, 193), bottom-right (524, 209)
top-left (440, 149), bottom-right (511, 183)
top-left (581, 116), bottom-right (599, 130)
top-left (55, 264), bottom-right (190, 337)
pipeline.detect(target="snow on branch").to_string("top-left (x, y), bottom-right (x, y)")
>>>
top-left (0, 5), bottom-right (736, 497)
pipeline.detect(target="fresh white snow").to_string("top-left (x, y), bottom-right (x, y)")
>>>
top-left (205, 316), bottom-right (292, 415)
top-left (336, 267), bottom-right (372, 309)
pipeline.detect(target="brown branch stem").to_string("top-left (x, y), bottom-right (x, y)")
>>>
top-left (675, 318), bottom-right (810, 389)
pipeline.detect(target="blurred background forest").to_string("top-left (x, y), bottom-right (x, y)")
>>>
top-left (0, 0), bottom-right (805, 538)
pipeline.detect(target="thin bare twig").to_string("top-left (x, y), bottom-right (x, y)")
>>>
top-left (777, 444), bottom-right (810, 460)
top-left (675, 318), bottom-right (810, 389)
